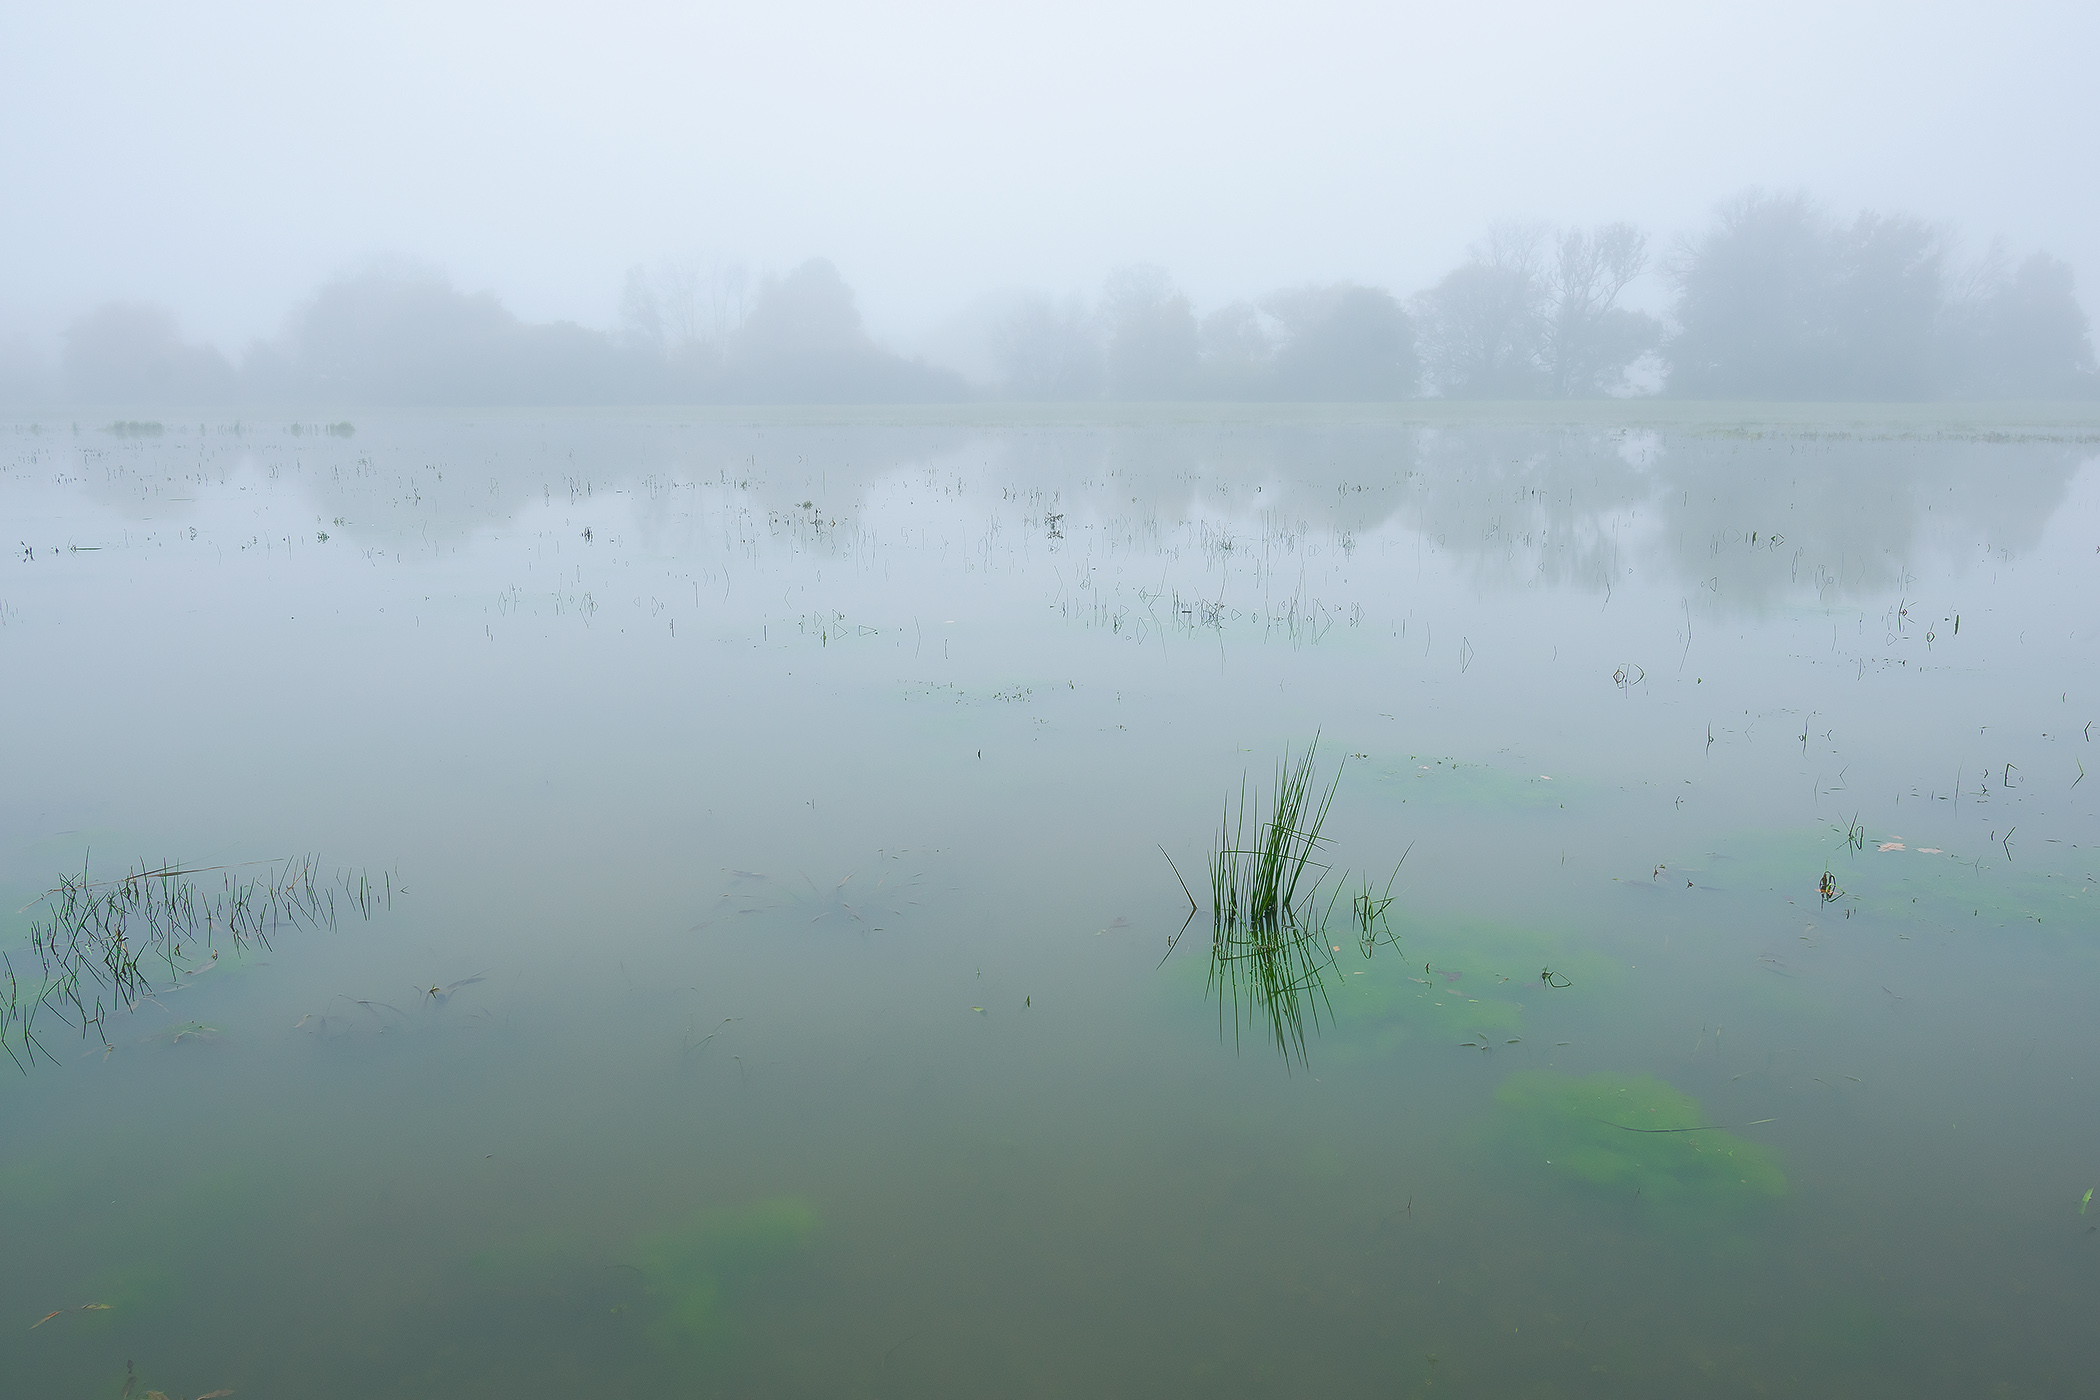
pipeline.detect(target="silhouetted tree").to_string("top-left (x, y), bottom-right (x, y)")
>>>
top-left (1666, 192), bottom-right (1834, 397)
top-left (1196, 301), bottom-right (1280, 398)
top-left (1827, 213), bottom-right (1946, 398)
top-left (1414, 224), bottom-right (1552, 397)
top-left (262, 262), bottom-right (631, 404)
top-left (993, 294), bottom-right (1103, 399)
top-left (61, 303), bottom-right (237, 403)
top-left (719, 259), bottom-right (967, 402)
top-left (1667, 192), bottom-right (1958, 398)
top-left (1417, 223), bottom-right (1661, 397)
top-left (1102, 265), bottom-right (1198, 399)
top-left (1262, 283), bottom-right (1417, 399)
top-left (618, 265), bottom-right (665, 353)
top-left (1939, 247), bottom-right (2097, 397)
top-left (1541, 224), bottom-right (1660, 396)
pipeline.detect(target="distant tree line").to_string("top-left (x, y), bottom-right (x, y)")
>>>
top-left (10, 190), bottom-right (2094, 406)
top-left (1667, 191), bottom-right (2095, 399)
top-left (34, 257), bottom-right (966, 409)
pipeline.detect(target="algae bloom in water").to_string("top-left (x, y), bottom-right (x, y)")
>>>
top-left (630, 1196), bottom-right (818, 1348)
top-left (1496, 1071), bottom-right (1785, 1208)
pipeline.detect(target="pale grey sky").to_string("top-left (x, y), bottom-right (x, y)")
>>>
top-left (3, 0), bottom-right (2092, 352)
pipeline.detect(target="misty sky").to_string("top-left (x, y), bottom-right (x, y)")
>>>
top-left (4, 0), bottom-right (2093, 354)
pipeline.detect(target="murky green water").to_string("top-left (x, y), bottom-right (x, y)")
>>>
top-left (3, 405), bottom-right (2097, 1398)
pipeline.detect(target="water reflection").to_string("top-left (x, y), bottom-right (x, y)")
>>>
top-left (41, 411), bottom-right (2091, 621)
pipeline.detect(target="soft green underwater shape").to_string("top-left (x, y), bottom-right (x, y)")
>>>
top-left (629, 1196), bottom-right (818, 1349)
top-left (1496, 1070), bottom-right (1785, 1209)
top-left (1322, 913), bottom-right (1616, 1050)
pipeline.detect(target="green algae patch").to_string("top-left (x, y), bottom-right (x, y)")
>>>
top-left (630, 1196), bottom-right (818, 1349)
top-left (1322, 914), bottom-right (1614, 1051)
top-left (1495, 1071), bottom-right (1785, 1210)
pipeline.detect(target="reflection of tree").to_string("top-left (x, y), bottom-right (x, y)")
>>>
top-left (1640, 434), bottom-right (2090, 608)
top-left (988, 419), bottom-right (2089, 616)
top-left (1399, 427), bottom-right (1648, 595)
top-left (1394, 426), bottom-right (2089, 611)
top-left (70, 413), bottom-right (2084, 623)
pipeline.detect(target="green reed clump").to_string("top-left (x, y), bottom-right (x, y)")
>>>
top-left (1209, 740), bottom-right (1339, 935)
top-left (1165, 740), bottom-right (1343, 1066)
top-left (2, 855), bottom-right (388, 1070)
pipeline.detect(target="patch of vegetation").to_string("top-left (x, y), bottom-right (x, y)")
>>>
top-left (1319, 912), bottom-right (1612, 1050)
top-left (1495, 1070), bottom-right (1785, 1209)
top-left (1166, 739), bottom-right (1346, 1066)
top-left (629, 1196), bottom-right (818, 1349)
top-left (5, 856), bottom-right (390, 1070)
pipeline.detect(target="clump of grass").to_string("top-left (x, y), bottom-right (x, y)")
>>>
top-left (1209, 739), bottom-right (1340, 934)
top-left (1166, 739), bottom-right (1344, 1066)
top-left (3, 855), bottom-right (389, 1071)
top-left (1349, 850), bottom-right (1409, 957)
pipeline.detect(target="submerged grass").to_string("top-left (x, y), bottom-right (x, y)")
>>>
top-left (2, 855), bottom-right (389, 1070)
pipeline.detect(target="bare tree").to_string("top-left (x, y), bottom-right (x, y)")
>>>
top-left (1542, 223), bottom-right (1659, 396)
top-left (994, 294), bottom-right (1103, 399)
top-left (619, 256), bottom-right (752, 361)
top-left (618, 265), bottom-right (664, 352)
top-left (1101, 264), bottom-right (1198, 399)
top-left (1413, 221), bottom-right (1551, 396)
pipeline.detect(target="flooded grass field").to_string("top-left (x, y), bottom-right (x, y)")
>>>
top-left (3, 403), bottom-right (2098, 1397)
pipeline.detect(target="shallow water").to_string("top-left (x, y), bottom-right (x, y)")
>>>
top-left (3, 405), bottom-right (2097, 1398)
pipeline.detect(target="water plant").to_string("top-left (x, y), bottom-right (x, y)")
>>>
top-left (630, 1196), bottom-right (818, 1350)
top-left (1495, 1070), bottom-right (1785, 1210)
top-left (1167, 739), bottom-right (1348, 1066)
top-left (1349, 851), bottom-right (1409, 957)
top-left (3, 855), bottom-right (389, 1069)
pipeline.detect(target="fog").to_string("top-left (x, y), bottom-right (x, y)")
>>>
top-left (3, 0), bottom-right (2095, 403)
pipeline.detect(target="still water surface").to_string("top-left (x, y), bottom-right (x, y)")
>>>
top-left (3, 406), bottom-right (2097, 1397)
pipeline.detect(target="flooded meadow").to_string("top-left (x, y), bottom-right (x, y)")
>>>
top-left (3, 403), bottom-right (2098, 1398)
